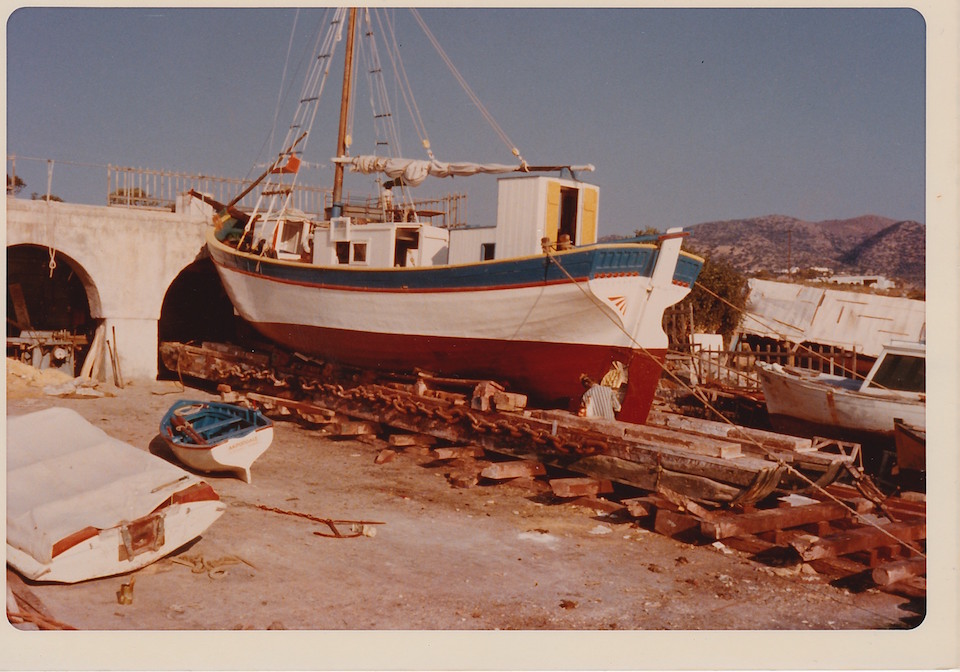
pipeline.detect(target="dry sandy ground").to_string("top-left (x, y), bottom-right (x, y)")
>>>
top-left (5, 372), bottom-right (931, 666)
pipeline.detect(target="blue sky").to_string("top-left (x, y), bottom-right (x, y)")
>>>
top-left (6, 6), bottom-right (927, 236)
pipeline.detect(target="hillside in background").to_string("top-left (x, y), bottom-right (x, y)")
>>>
top-left (682, 215), bottom-right (925, 287)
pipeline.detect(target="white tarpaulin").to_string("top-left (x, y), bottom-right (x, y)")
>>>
top-left (741, 279), bottom-right (926, 357)
top-left (341, 156), bottom-right (523, 186)
top-left (7, 407), bottom-right (214, 566)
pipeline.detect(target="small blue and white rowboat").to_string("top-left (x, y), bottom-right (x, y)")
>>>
top-left (161, 400), bottom-right (274, 483)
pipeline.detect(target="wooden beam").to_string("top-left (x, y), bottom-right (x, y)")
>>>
top-left (872, 557), bottom-right (926, 586)
top-left (790, 519), bottom-right (925, 561)
top-left (480, 460), bottom-right (546, 480)
top-left (700, 501), bottom-right (852, 540)
top-left (548, 477), bottom-right (613, 499)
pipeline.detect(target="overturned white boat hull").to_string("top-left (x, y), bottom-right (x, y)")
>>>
top-left (7, 407), bottom-right (226, 584)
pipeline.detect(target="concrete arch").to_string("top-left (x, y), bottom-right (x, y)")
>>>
top-left (7, 242), bottom-right (104, 321)
top-left (158, 255), bottom-right (240, 361)
top-left (6, 195), bottom-right (211, 380)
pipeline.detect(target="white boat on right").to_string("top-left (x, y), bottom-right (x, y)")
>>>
top-left (756, 340), bottom-right (925, 440)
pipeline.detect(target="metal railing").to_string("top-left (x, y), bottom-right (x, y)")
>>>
top-left (106, 165), bottom-right (329, 214)
top-left (8, 155), bottom-right (467, 227)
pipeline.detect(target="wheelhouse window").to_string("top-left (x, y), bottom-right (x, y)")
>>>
top-left (351, 242), bottom-right (368, 264)
top-left (481, 243), bottom-right (495, 261)
top-left (335, 241), bottom-right (350, 264)
top-left (867, 354), bottom-right (925, 393)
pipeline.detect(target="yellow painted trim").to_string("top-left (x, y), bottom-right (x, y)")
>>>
top-left (545, 180), bottom-right (561, 243)
top-left (580, 186), bottom-right (598, 245)
top-left (679, 250), bottom-right (705, 263)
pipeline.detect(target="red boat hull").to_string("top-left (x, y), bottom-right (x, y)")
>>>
top-left (253, 321), bottom-right (666, 424)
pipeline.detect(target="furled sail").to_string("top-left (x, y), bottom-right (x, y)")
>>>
top-left (335, 156), bottom-right (525, 186)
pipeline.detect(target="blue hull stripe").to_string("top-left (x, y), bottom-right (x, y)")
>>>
top-left (208, 238), bottom-right (701, 292)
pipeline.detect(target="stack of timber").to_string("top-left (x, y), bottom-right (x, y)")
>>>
top-left (619, 483), bottom-right (925, 597)
top-left (161, 341), bottom-right (862, 507)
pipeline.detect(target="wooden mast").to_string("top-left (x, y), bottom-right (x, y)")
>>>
top-left (331, 7), bottom-right (358, 218)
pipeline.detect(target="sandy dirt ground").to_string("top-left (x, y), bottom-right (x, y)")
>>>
top-left (7, 367), bottom-right (935, 668)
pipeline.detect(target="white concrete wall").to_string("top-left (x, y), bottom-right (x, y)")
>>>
top-left (6, 195), bottom-right (210, 380)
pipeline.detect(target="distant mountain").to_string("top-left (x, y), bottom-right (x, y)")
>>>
top-left (682, 215), bottom-right (925, 287)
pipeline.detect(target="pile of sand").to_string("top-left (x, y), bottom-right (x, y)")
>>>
top-left (6, 358), bottom-right (76, 399)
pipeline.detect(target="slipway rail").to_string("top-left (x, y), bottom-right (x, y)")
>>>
top-left (160, 340), bottom-right (859, 507)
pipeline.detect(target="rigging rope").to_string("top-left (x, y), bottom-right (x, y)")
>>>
top-left (376, 9), bottom-right (435, 161)
top-left (543, 247), bottom-right (925, 559)
top-left (45, 160), bottom-right (57, 278)
top-left (409, 8), bottom-right (527, 168)
top-left (267, 8), bottom-right (301, 157)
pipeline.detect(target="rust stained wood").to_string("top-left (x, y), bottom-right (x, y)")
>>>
top-left (700, 501), bottom-right (853, 540)
top-left (335, 383), bottom-right (785, 493)
top-left (531, 409), bottom-right (744, 458)
top-left (646, 410), bottom-right (813, 451)
top-left (789, 518), bottom-right (926, 561)
top-left (432, 446), bottom-right (485, 460)
top-left (338, 389), bottom-right (778, 502)
top-left (569, 454), bottom-right (745, 503)
top-left (480, 460), bottom-right (546, 480)
top-left (548, 477), bottom-right (613, 499)
top-left (388, 433), bottom-right (438, 447)
top-left (245, 392), bottom-right (337, 422)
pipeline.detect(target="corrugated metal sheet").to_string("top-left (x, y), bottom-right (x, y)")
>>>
top-left (741, 279), bottom-right (925, 357)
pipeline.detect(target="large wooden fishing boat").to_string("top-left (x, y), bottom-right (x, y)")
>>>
top-left (199, 8), bottom-right (703, 424)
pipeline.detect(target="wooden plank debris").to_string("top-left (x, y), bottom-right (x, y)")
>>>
top-left (701, 501), bottom-right (852, 540)
top-left (388, 433), bottom-right (438, 447)
top-left (432, 446), bottom-right (486, 460)
top-left (245, 392), bottom-right (337, 424)
top-left (646, 410), bottom-right (813, 452)
top-left (871, 557), bottom-right (926, 586)
top-left (328, 420), bottom-right (382, 437)
top-left (374, 449), bottom-right (397, 464)
top-left (790, 519), bottom-right (926, 561)
top-left (492, 390), bottom-right (527, 412)
top-left (548, 477), bottom-right (613, 499)
top-left (620, 496), bottom-right (660, 519)
top-left (480, 460), bottom-right (546, 481)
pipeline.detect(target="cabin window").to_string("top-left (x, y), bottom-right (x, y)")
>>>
top-left (335, 241), bottom-right (350, 264)
top-left (481, 243), bottom-right (495, 261)
top-left (867, 354), bottom-right (925, 393)
top-left (351, 242), bottom-right (368, 264)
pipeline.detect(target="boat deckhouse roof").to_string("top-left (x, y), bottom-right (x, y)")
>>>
top-left (740, 279), bottom-right (926, 357)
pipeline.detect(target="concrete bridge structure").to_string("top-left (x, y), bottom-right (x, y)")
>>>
top-left (6, 194), bottom-right (217, 381)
